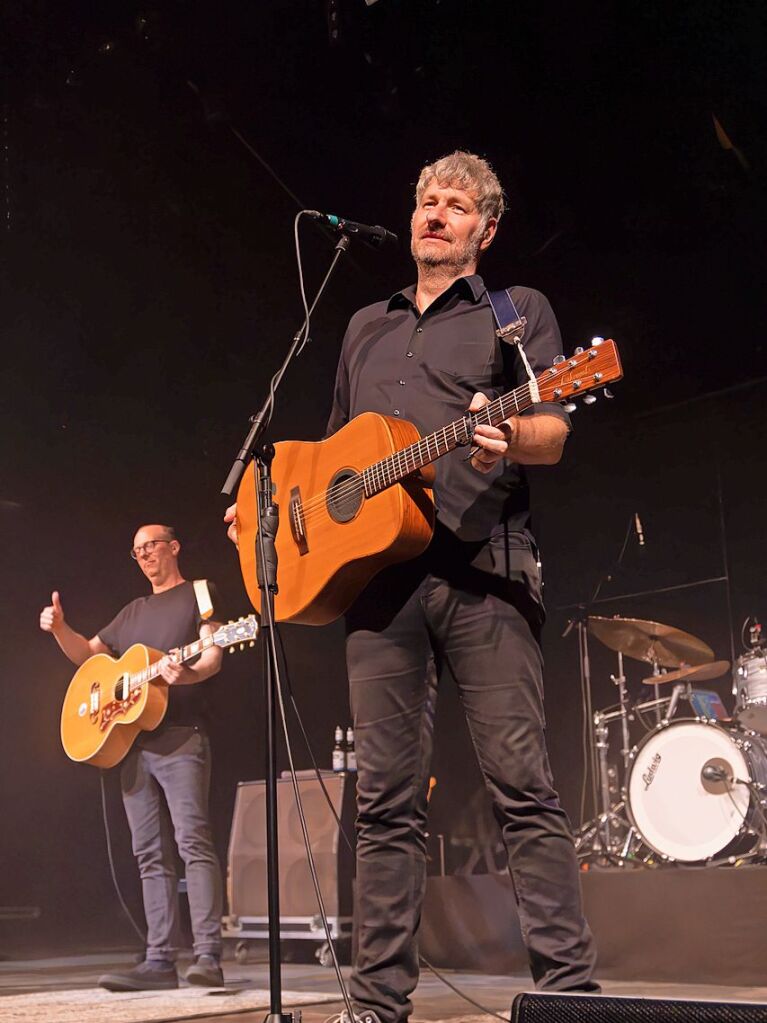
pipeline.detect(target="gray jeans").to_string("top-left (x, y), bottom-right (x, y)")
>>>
top-left (120, 725), bottom-right (223, 960)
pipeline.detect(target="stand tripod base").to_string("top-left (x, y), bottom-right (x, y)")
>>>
top-left (265, 1013), bottom-right (298, 1023)
top-left (575, 803), bottom-right (644, 866)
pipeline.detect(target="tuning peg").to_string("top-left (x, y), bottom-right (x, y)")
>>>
top-left (553, 355), bottom-right (565, 365)
top-left (591, 336), bottom-right (605, 346)
top-left (562, 401), bottom-right (577, 413)
top-left (583, 394), bottom-right (597, 405)
top-left (602, 387), bottom-right (614, 399)
top-left (229, 646), bottom-right (235, 654)
top-left (574, 346), bottom-right (584, 355)
top-left (249, 640), bottom-right (255, 647)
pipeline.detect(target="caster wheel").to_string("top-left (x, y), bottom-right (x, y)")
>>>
top-left (235, 940), bottom-right (250, 964)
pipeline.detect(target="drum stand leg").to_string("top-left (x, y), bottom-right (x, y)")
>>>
top-left (574, 712), bottom-right (636, 865)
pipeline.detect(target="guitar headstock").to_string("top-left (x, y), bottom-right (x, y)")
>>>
top-left (536, 338), bottom-right (622, 411)
top-left (215, 615), bottom-right (259, 650)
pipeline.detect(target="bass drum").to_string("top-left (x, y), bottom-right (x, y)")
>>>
top-left (626, 719), bottom-right (767, 863)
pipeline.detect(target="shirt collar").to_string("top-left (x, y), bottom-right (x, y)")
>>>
top-left (386, 273), bottom-right (487, 313)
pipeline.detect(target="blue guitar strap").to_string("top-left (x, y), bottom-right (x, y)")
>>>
top-left (487, 287), bottom-right (537, 388)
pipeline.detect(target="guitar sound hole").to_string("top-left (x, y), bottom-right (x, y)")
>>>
top-left (327, 468), bottom-right (364, 523)
top-left (115, 675), bottom-right (129, 701)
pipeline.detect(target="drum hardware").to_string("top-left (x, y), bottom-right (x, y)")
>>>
top-left (574, 649), bottom-right (643, 865)
top-left (589, 615), bottom-right (717, 727)
top-left (574, 615), bottom-right (736, 867)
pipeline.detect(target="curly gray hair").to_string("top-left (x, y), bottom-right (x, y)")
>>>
top-left (414, 151), bottom-right (505, 228)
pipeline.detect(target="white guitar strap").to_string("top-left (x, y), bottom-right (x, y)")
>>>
top-left (193, 579), bottom-right (214, 620)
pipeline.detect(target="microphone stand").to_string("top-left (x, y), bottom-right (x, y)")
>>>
top-left (221, 233), bottom-right (350, 1023)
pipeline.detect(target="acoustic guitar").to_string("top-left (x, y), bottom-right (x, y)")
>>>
top-left (236, 340), bottom-right (622, 625)
top-left (60, 616), bottom-right (258, 768)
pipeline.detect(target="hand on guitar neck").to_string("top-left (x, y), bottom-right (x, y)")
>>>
top-left (468, 391), bottom-right (568, 471)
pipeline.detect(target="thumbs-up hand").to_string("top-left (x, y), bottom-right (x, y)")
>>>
top-left (40, 590), bottom-right (65, 633)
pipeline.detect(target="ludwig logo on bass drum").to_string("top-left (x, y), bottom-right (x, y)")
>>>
top-left (642, 752), bottom-right (662, 790)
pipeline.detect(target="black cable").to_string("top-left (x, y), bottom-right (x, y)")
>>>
top-left (418, 955), bottom-right (510, 1022)
top-left (99, 770), bottom-right (146, 946)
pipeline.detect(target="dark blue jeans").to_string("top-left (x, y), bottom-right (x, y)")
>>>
top-left (345, 562), bottom-right (597, 1023)
top-left (120, 725), bottom-right (223, 961)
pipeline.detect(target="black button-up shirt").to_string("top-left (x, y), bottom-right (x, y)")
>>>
top-left (327, 275), bottom-right (570, 549)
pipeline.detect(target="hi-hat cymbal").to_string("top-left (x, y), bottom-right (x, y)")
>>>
top-left (587, 616), bottom-right (714, 668)
top-left (641, 659), bottom-right (730, 686)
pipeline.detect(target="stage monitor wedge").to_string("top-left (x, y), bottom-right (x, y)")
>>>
top-left (511, 993), bottom-right (767, 1023)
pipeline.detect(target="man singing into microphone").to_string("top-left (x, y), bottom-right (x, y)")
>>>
top-left (227, 150), bottom-right (599, 1022)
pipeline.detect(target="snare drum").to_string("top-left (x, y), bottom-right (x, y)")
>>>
top-left (626, 718), bottom-right (767, 862)
top-left (734, 650), bottom-right (767, 734)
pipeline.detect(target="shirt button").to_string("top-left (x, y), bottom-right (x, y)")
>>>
top-left (416, 327), bottom-right (423, 333)
top-left (399, 379), bottom-right (406, 386)
top-left (406, 351), bottom-right (414, 358)
top-left (393, 409), bottom-right (400, 416)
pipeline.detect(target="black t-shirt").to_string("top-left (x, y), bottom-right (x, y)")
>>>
top-left (98, 580), bottom-right (220, 729)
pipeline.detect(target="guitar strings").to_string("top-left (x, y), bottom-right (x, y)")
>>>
top-left (296, 344), bottom-right (611, 522)
top-left (293, 383), bottom-right (532, 526)
top-left (281, 345), bottom-right (610, 528)
top-left (124, 634), bottom-right (215, 694)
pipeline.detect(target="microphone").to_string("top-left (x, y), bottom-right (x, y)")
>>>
top-left (306, 210), bottom-right (398, 249)
top-left (701, 763), bottom-right (729, 783)
top-left (634, 513), bottom-right (645, 547)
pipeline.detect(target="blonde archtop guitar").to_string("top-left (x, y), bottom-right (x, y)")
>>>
top-left (236, 340), bottom-right (622, 626)
top-left (60, 616), bottom-right (258, 768)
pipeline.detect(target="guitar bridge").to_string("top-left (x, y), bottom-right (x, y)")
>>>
top-left (289, 486), bottom-right (308, 555)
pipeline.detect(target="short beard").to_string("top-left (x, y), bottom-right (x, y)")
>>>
top-left (411, 228), bottom-right (484, 276)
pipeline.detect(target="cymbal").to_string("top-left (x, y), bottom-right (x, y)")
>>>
top-left (587, 616), bottom-right (714, 668)
top-left (641, 660), bottom-right (730, 686)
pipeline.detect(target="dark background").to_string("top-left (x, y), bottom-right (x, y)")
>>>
top-left (1, 0), bottom-right (765, 949)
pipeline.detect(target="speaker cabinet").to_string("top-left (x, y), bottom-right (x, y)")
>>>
top-left (227, 772), bottom-right (355, 921)
top-left (511, 993), bottom-right (767, 1023)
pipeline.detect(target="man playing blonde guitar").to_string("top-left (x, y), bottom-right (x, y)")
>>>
top-left (40, 524), bottom-right (225, 991)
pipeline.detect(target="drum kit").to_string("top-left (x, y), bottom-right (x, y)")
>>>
top-left (574, 615), bottom-right (767, 867)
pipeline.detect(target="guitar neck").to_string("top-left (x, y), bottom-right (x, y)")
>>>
top-left (362, 379), bottom-right (537, 497)
top-left (128, 634), bottom-right (214, 692)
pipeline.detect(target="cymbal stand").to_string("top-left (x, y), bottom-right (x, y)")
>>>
top-left (611, 650), bottom-right (631, 771)
top-left (565, 515), bottom-right (640, 864)
top-left (575, 649), bottom-right (637, 864)
top-left (572, 634), bottom-right (638, 867)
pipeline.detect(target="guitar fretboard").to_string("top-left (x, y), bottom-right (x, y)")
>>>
top-left (361, 380), bottom-right (536, 497)
top-left (128, 634), bottom-right (215, 692)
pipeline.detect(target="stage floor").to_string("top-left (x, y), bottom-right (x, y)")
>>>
top-left (1, 948), bottom-right (766, 1022)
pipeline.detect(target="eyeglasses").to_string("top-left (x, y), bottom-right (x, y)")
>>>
top-left (130, 539), bottom-right (173, 560)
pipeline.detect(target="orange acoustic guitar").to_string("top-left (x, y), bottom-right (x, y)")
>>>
top-left (236, 340), bottom-right (622, 626)
top-left (60, 616), bottom-right (259, 768)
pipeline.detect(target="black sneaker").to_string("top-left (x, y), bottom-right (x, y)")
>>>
top-left (185, 954), bottom-right (224, 987)
top-left (98, 959), bottom-right (179, 992)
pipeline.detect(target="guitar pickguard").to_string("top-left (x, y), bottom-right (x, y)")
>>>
top-left (99, 686), bottom-right (142, 732)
